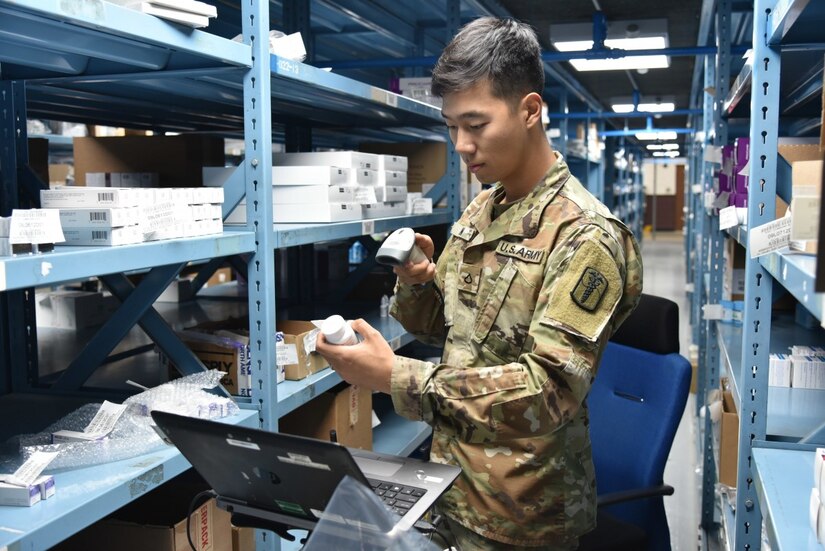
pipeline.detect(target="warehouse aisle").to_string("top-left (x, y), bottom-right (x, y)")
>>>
top-left (638, 231), bottom-right (700, 551)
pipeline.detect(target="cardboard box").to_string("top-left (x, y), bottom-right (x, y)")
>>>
top-left (276, 320), bottom-right (328, 380)
top-left (167, 326), bottom-right (253, 395)
top-left (36, 290), bottom-right (119, 329)
top-left (360, 143), bottom-right (446, 193)
top-left (54, 487), bottom-right (232, 551)
top-left (279, 383), bottom-right (372, 450)
top-left (232, 527), bottom-right (255, 551)
top-left (74, 135), bottom-right (224, 187)
top-left (49, 163), bottom-right (73, 186)
top-left (719, 390), bottom-right (739, 487)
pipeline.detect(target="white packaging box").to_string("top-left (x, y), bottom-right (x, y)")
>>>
top-left (376, 170), bottom-right (408, 187)
top-left (274, 185), bottom-right (358, 204)
top-left (373, 185), bottom-right (408, 203)
top-left (190, 204), bottom-right (222, 221)
top-left (168, 188), bottom-right (196, 205)
top-left (58, 207), bottom-right (141, 229)
top-left (375, 154), bottom-right (408, 172)
top-left (362, 202), bottom-right (406, 219)
top-left (273, 166), bottom-right (352, 186)
top-left (348, 168), bottom-right (378, 186)
top-left (0, 476), bottom-right (53, 507)
top-left (274, 151), bottom-right (379, 170)
top-left (193, 186), bottom-right (224, 205)
top-left (791, 355), bottom-right (825, 389)
top-left (769, 353), bottom-right (792, 387)
top-left (62, 226), bottom-right (144, 246)
top-left (86, 172), bottom-right (159, 188)
top-left (225, 201), bottom-right (362, 223)
top-left (36, 290), bottom-right (119, 329)
top-left (41, 187), bottom-right (143, 208)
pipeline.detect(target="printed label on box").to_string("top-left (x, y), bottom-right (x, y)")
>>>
top-left (719, 206), bottom-right (739, 230)
top-left (749, 216), bottom-right (792, 258)
top-left (9, 209), bottom-right (64, 245)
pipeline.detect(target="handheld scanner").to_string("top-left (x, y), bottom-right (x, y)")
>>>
top-left (375, 228), bottom-right (428, 266)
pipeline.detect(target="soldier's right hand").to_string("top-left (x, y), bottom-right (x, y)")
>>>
top-left (393, 233), bottom-right (436, 285)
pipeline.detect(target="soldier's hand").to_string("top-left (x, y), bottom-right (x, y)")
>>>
top-left (314, 318), bottom-right (394, 394)
top-left (393, 233), bottom-right (436, 285)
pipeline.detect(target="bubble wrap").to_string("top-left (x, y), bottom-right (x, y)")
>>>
top-left (303, 476), bottom-right (439, 551)
top-left (15, 371), bottom-right (238, 472)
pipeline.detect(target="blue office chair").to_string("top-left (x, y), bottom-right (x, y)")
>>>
top-left (578, 294), bottom-right (691, 551)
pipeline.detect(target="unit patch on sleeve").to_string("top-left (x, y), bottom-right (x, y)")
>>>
top-left (495, 241), bottom-right (545, 264)
top-left (570, 267), bottom-right (608, 311)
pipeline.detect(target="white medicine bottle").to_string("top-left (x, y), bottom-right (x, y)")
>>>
top-left (321, 315), bottom-right (358, 345)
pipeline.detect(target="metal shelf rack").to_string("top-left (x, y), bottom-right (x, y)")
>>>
top-left (693, 1), bottom-right (825, 549)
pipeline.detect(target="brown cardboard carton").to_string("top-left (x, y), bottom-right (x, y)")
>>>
top-left (276, 320), bottom-right (328, 380)
top-left (719, 390), bottom-right (739, 487)
top-left (73, 135), bottom-right (224, 187)
top-left (360, 142), bottom-right (446, 192)
top-left (232, 527), bottom-right (255, 551)
top-left (280, 383), bottom-right (372, 450)
top-left (167, 328), bottom-right (252, 396)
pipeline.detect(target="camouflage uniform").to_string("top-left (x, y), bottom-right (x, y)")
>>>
top-left (390, 154), bottom-right (643, 547)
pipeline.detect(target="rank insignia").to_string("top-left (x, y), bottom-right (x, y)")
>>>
top-left (570, 267), bottom-right (608, 311)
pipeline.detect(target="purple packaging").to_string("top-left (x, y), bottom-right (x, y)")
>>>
top-left (734, 172), bottom-right (748, 194)
top-left (729, 193), bottom-right (748, 208)
top-left (719, 172), bottom-right (732, 193)
top-left (734, 137), bottom-right (750, 166)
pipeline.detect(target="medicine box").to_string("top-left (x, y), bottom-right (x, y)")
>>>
top-left (41, 187), bottom-right (143, 208)
top-left (373, 185), bottom-right (407, 202)
top-left (375, 154), bottom-right (408, 172)
top-left (274, 185), bottom-right (358, 204)
top-left (58, 207), bottom-right (140, 228)
top-left (62, 226), bottom-right (144, 246)
top-left (225, 202), bottom-right (361, 224)
top-left (273, 165), bottom-right (352, 186)
top-left (274, 151), bottom-right (379, 170)
top-left (362, 202), bottom-right (406, 219)
top-left (0, 475), bottom-right (54, 507)
top-left (376, 170), bottom-right (408, 187)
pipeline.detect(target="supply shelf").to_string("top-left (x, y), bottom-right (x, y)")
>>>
top-left (0, 407), bottom-right (258, 550)
top-left (372, 393), bottom-right (431, 457)
top-left (752, 447), bottom-right (823, 551)
top-left (272, 210), bottom-right (453, 248)
top-left (769, 0), bottom-right (825, 45)
top-left (727, 226), bottom-right (823, 321)
top-left (717, 320), bottom-right (825, 439)
top-left (0, 230), bottom-right (256, 292)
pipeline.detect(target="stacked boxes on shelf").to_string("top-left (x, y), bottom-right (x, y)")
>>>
top-left (40, 186), bottom-right (224, 245)
top-left (768, 346), bottom-right (825, 388)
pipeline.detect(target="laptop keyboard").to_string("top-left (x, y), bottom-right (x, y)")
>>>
top-left (367, 479), bottom-right (427, 516)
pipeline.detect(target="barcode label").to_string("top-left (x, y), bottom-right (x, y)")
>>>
top-left (89, 212), bottom-right (107, 222)
top-left (92, 230), bottom-right (109, 241)
top-left (97, 192), bottom-right (114, 202)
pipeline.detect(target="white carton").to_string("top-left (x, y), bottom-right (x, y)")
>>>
top-left (274, 202), bottom-right (361, 223)
top-left (57, 207), bottom-right (140, 228)
top-left (362, 202), bottom-right (406, 219)
top-left (41, 187), bottom-right (143, 208)
top-left (273, 166), bottom-right (352, 186)
top-left (274, 151), bottom-right (379, 170)
top-left (375, 154), bottom-right (408, 172)
top-left (190, 204), bottom-right (222, 221)
top-left (0, 477), bottom-right (55, 507)
top-left (348, 168), bottom-right (378, 186)
top-left (373, 185), bottom-right (408, 202)
top-left (274, 185), bottom-right (358, 204)
top-left (62, 226), bottom-right (144, 246)
top-left (376, 170), bottom-right (408, 187)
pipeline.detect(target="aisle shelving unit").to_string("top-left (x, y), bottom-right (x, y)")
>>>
top-left (692, 1), bottom-right (825, 549)
top-left (0, 0), bottom-right (461, 548)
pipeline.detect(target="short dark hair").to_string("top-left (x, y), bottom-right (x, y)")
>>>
top-left (431, 17), bottom-right (544, 102)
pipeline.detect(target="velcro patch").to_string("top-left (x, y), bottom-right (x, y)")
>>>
top-left (495, 241), bottom-right (545, 264)
top-left (451, 223), bottom-right (476, 242)
top-left (540, 239), bottom-right (621, 342)
top-left (570, 267), bottom-right (608, 311)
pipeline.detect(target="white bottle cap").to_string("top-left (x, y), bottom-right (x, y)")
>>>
top-left (321, 315), bottom-right (356, 345)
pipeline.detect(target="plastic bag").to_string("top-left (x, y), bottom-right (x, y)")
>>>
top-left (302, 475), bottom-right (439, 551)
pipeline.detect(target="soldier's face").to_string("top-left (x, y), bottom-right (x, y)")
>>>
top-left (441, 80), bottom-right (530, 185)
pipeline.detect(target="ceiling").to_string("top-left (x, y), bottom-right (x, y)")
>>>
top-left (498, 0), bottom-right (707, 148)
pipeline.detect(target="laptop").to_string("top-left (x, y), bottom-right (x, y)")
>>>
top-left (151, 410), bottom-right (460, 534)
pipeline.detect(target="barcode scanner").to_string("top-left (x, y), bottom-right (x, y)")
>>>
top-left (375, 228), bottom-right (428, 267)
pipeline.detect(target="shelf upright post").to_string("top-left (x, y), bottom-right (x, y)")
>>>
top-left (446, 0), bottom-right (461, 222)
top-left (243, 0), bottom-right (277, 430)
top-left (557, 89), bottom-right (568, 160)
top-left (734, 1), bottom-right (779, 548)
top-left (701, 0), bottom-right (732, 530)
top-left (0, 80), bottom-right (38, 393)
top-left (597, 119), bottom-right (605, 202)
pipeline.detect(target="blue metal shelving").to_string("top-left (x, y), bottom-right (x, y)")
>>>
top-left (692, 1), bottom-right (825, 548)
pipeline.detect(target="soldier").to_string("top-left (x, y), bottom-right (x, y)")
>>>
top-left (315, 16), bottom-right (643, 550)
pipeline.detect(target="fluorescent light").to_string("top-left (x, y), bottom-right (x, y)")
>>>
top-left (612, 102), bottom-right (676, 113)
top-left (648, 143), bottom-right (680, 150)
top-left (661, 143), bottom-right (680, 150)
top-left (635, 131), bottom-right (678, 141)
top-left (554, 37), bottom-right (669, 72)
top-left (652, 151), bottom-right (679, 158)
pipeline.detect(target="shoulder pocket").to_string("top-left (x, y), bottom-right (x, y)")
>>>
top-left (539, 239), bottom-right (622, 342)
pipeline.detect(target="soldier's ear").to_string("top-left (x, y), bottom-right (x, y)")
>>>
top-left (522, 93), bottom-right (543, 129)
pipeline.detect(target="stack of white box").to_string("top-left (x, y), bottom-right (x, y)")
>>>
top-left (810, 449), bottom-right (825, 544)
top-left (790, 345), bottom-right (825, 390)
top-left (40, 186), bottom-right (223, 246)
top-left (216, 152), bottom-right (410, 223)
top-left (768, 353), bottom-right (792, 387)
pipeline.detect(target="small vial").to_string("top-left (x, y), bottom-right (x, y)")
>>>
top-left (379, 295), bottom-right (390, 318)
top-left (321, 315), bottom-right (358, 345)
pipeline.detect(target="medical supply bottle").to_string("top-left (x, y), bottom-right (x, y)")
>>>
top-left (321, 315), bottom-right (358, 345)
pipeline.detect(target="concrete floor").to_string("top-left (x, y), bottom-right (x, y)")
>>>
top-left (639, 230), bottom-right (701, 551)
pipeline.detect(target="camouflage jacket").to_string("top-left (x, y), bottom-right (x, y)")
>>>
top-left (389, 154), bottom-right (643, 546)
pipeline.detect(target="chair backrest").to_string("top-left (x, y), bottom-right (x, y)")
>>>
top-left (586, 294), bottom-right (691, 550)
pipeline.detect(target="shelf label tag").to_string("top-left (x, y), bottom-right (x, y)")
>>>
top-left (719, 206), bottom-right (739, 230)
top-left (702, 304), bottom-right (724, 320)
top-left (361, 220), bottom-right (375, 234)
top-left (749, 216), bottom-right (791, 258)
top-left (9, 209), bottom-right (64, 245)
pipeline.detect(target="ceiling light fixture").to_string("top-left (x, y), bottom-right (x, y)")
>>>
top-left (635, 131), bottom-right (678, 141)
top-left (550, 19), bottom-right (671, 72)
top-left (652, 151), bottom-right (680, 158)
top-left (612, 102), bottom-right (676, 113)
